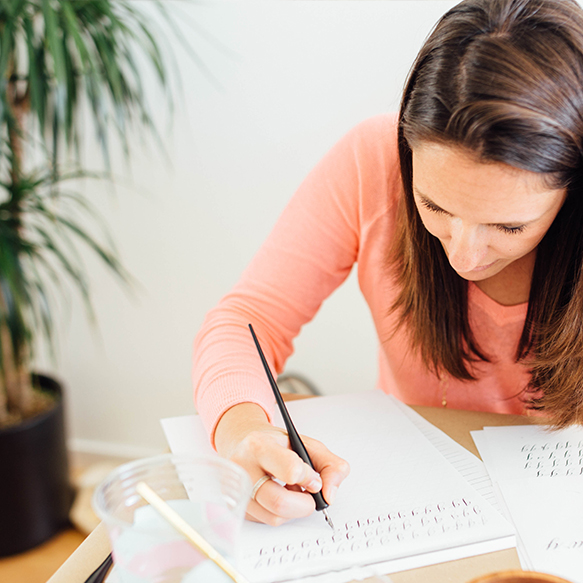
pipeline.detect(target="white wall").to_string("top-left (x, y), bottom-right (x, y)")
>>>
top-left (36, 1), bottom-right (458, 455)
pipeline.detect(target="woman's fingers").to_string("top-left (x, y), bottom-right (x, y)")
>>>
top-left (233, 429), bottom-right (349, 524)
top-left (246, 480), bottom-right (316, 526)
top-left (233, 429), bottom-right (322, 491)
top-left (300, 434), bottom-right (351, 504)
top-left (233, 434), bottom-right (319, 524)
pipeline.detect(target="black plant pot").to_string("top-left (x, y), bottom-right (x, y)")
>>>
top-left (0, 374), bottom-right (74, 556)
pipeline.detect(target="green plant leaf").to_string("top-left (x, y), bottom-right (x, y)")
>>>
top-left (0, 0), bottom-right (210, 417)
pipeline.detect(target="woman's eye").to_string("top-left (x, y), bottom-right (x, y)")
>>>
top-left (420, 199), bottom-right (447, 215)
top-left (418, 197), bottom-right (526, 234)
top-left (496, 224), bottom-right (526, 235)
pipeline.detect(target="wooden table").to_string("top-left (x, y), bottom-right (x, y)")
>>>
top-left (47, 404), bottom-right (530, 583)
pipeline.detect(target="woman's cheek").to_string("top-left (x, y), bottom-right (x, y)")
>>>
top-left (418, 211), bottom-right (449, 241)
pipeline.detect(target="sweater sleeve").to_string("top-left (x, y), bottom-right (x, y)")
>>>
top-left (192, 114), bottom-right (398, 446)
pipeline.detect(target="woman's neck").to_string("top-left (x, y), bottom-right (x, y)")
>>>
top-left (474, 250), bottom-right (536, 306)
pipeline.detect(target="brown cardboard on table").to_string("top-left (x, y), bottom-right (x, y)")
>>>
top-left (48, 405), bottom-right (529, 583)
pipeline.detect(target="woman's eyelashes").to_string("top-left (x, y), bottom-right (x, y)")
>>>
top-left (495, 224), bottom-right (527, 235)
top-left (419, 198), bottom-right (447, 215)
top-left (417, 197), bottom-right (527, 235)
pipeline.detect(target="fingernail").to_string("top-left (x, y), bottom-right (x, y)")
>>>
top-left (307, 477), bottom-right (322, 491)
top-left (327, 486), bottom-right (338, 505)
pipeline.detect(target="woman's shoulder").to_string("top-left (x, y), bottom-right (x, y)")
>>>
top-left (341, 113), bottom-right (400, 180)
top-left (323, 112), bottom-right (400, 187)
top-left (294, 112), bottom-right (401, 233)
top-left (343, 112), bottom-right (399, 149)
top-left (320, 113), bottom-right (402, 234)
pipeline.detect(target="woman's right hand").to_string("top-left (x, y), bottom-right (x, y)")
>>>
top-left (214, 402), bottom-right (350, 526)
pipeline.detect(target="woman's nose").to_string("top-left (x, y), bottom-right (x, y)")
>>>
top-left (445, 220), bottom-right (488, 273)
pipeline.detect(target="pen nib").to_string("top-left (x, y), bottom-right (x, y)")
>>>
top-left (322, 509), bottom-right (335, 531)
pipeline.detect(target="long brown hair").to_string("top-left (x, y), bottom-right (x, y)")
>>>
top-left (392, 0), bottom-right (583, 426)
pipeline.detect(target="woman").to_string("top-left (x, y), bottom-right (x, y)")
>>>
top-left (193, 0), bottom-right (583, 526)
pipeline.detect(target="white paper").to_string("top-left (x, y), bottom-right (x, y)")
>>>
top-left (394, 401), bottom-right (501, 514)
top-left (162, 391), bottom-right (515, 583)
top-left (473, 424), bottom-right (583, 481)
top-left (496, 477), bottom-right (583, 583)
top-left (472, 424), bottom-right (583, 581)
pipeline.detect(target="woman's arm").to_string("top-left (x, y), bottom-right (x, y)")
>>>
top-left (192, 113), bottom-right (398, 524)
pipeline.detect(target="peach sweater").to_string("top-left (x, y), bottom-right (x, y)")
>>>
top-left (193, 113), bottom-right (531, 444)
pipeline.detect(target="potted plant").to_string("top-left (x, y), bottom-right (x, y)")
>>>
top-left (0, 0), bottom-right (176, 556)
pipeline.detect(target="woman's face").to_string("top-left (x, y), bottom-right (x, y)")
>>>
top-left (412, 142), bottom-right (567, 282)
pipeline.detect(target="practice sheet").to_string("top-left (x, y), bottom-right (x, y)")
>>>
top-left (472, 423), bottom-right (583, 582)
top-left (162, 391), bottom-right (514, 583)
top-left (472, 424), bottom-right (583, 481)
top-left (497, 477), bottom-right (583, 583)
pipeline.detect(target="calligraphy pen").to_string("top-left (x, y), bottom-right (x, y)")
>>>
top-left (248, 323), bottom-right (334, 530)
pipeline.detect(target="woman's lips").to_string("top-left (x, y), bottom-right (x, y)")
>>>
top-left (468, 260), bottom-right (497, 273)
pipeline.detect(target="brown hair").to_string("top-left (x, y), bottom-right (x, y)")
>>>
top-left (392, 0), bottom-right (583, 426)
